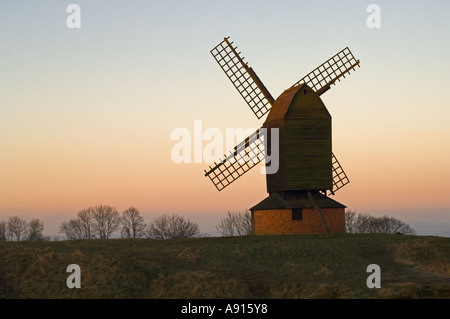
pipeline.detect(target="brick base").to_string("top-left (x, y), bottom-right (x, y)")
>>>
top-left (252, 208), bottom-right (345, 234)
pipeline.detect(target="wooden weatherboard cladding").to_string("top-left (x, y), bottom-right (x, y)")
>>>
top-left (264, 84), bottom-right (332, 193)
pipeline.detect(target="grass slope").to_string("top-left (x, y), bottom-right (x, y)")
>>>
top-left (0, 233), bottom-right (449, 299)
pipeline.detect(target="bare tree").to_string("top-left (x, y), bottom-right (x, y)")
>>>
top-left (216, 211), bottom-right (253, 237)
top-left (345, 210), bottom-right (357, 233)
top-left (0, 220), bottom-right (7, 241)
top-left (399, 223), bottom-right (416, 235)
top-left (7, 216), bottom-right (28, 241)
top-left (355, 213), bottom-right (373, 233)
top-left (373, 215), bottom-right (416, 235)
top-left (146, 214), bottom-right (200, 239)
top-left (59, 219), bottom-right (84, 240)
top-left (59, 205), bottom-right (119, 240)
top-left (77, 208), bottom-right (94, 239)
top-left (59, 208), bottom-right (94, 240)
top-left (121, 207), bottom-right (146, 239)
top-left (26, 218), bottom-right (45, 241)
top-left (91, 205), bottom-right (121, 239)
top-left (345, 210), bottom-right (416, 235)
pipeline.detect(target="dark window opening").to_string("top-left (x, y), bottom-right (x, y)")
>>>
top-left (292, 208), bottom-right (303, 220)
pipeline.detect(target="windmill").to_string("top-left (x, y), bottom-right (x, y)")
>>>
top-left (204, 37), bottom-right (360, 235)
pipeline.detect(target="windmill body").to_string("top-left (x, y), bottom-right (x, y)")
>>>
top-left (205, 37), bottom-right (360, 235)
top-left (264, 84), bottom-right (332, 194)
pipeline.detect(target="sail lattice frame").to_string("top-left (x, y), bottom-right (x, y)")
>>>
top-left (291, 47), bottom-right (360, 95)
top-left (204, 129), bottom-right (266, 191)
top-left (331, 152), bottom-right (350, 193)
top-left (211, 37), bottom-right (273, 119)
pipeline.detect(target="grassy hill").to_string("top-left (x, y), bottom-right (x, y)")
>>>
top-left (0, 233), bottom-right (449, 299)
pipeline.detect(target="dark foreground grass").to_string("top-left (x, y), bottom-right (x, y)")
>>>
top-left (0, 233), bottom-right (449, 299)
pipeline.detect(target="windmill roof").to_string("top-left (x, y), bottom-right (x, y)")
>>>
top-left (263, 84), bottom-right (330, 127)
top-left (250, 192), bottom-right (346, 211)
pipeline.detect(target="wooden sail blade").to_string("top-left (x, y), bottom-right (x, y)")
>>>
top-left (331, 152), bottom-right (350, 194)
top-left (211, 37), bottom-right (274, 119)
top-left (204, 128), bottom-right (266, 191)
top-left (291, 47), bottom-right (360, 96)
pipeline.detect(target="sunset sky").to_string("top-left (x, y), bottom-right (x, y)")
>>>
top-left (1, 1), bottom-right (449, 237)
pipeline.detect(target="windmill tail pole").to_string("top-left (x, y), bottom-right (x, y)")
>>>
top-left (307, 191), bottom-right (331, 237)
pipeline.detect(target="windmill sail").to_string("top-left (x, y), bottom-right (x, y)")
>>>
top-left (330, 152), bottom-right (350, 194)
top-left (211, 37), bottom-right (274, 119)
top-left (291, 47), bottom-right (360, 96)
top-left (204, 128), bottom-right (266, 191)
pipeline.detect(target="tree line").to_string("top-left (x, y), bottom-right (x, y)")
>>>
top-left (60, 206), bottom-right (253, 240)
top-left (0, 216), bottom-right (45, 241)
top-left (0, 208), bottom-right (417, 241)
top-left (59, 205), bottom-right (201, 240)
top-left (345, 210), bottom-right (416, 235)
